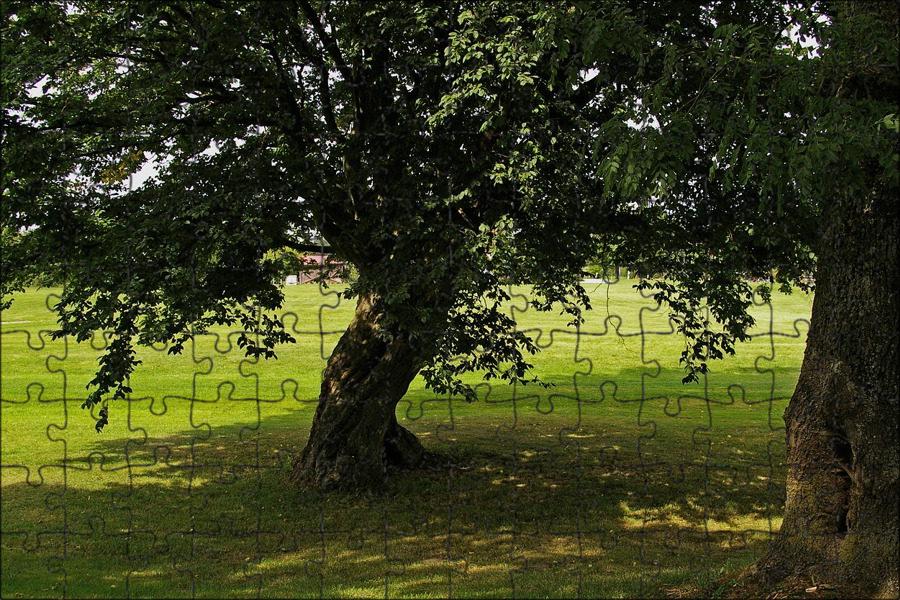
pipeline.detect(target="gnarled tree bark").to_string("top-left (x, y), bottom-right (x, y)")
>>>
top-left (290, 291), bottom-right (428, 492)
top-left (747, 184), bottom-right (898, 596)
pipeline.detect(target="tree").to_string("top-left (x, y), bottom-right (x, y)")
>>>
top-left (2, 1), bottom-right (897, 593)
top-left (746, 4), bottom-right (898, 594)
top-left (2, 0), bottom-right (646, 489)
top-left (593, 2), bottom-right (898, 594)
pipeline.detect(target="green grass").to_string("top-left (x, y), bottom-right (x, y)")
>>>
top-left (1, 280), bottom-right (813, 598)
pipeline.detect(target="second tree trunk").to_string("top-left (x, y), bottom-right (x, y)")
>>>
top-left (748, 189), bottom-right (898, 595)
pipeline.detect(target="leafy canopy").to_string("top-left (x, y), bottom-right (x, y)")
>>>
top-left (4, 1), bottom-right (895, 428)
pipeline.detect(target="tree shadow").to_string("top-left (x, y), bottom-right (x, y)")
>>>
top-left (2, 402), bottom-right (784, 598)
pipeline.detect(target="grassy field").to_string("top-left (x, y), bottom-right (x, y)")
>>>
top-left (1, 280), bottom-right (813, 598)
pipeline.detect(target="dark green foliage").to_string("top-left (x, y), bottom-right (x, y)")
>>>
top-left (1, 1), bottom-right (620, 428)
top-left (3, 1), bottom-right (896, 432)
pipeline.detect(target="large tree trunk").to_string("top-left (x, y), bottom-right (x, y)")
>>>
top-left (748, 187), bottom-right (898, 595)
top-left (290, 291), bottom-right (428, 492)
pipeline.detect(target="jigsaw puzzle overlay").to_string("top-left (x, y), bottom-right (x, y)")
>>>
top-left (4, 3), bottom-right (896, 598)
top-left (1, 276), bottom-right (812, 598)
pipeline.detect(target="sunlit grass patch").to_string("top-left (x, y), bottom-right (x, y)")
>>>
top-left (1, 281), bottom-right (811, 598)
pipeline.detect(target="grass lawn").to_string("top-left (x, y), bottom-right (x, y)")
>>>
top-left (1, 280), bottom-right (813, 598)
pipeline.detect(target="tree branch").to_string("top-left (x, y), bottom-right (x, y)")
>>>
top-left (569, 73), bottom-right (605, 109)
top-left (319, 66), bottom-right (339, 132)
top-left (297, 0), bottom-right (354, 83)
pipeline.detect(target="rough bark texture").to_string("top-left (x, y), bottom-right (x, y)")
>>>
top-left (290, 292), bottom-right (427, 492)
top-left (747, 186), bottom-right (898, 596)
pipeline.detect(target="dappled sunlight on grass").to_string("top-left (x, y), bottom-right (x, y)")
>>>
top-left (2, 283), bottom-right (810, 597)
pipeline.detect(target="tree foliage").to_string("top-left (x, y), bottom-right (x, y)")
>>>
top-left (4, 1), bottom-right (897, 591)
top-left (2, 1), bottom-right (896, 428)
top-left (3, 1), bottom-right (617, 426)
top-left (595, 1), bottom-right (897, 382)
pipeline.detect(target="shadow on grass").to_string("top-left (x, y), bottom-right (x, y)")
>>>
top-left (2, 405), bottom-right (784, 598)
